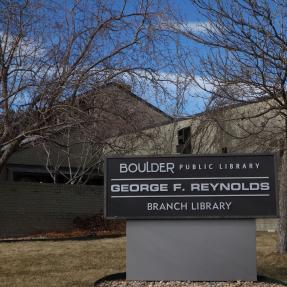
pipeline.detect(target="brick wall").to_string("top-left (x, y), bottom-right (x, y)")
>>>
top-left (0, 182), bottom-right (103, 238)
top-left (0, 182), bottom-right (278, 238)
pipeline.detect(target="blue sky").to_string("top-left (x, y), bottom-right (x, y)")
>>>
top-left (57, 0), bottom-right (210, 116)
top-left (137, 0), bottom-right (211, 116)
top-left (8, 0), bottom-right (209, 117)
top-left (78, 0), bottom-right (209, 116)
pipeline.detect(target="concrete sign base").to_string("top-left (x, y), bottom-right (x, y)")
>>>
top-left (127, 220), bottom-right (257, 281)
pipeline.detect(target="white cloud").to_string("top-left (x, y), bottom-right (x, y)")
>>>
top-left (121, 70), bottom-right (213, 115)
top-left (173, 21), bottom-right (214, 33)
top-left (0, 31), bottom-right (45, 59)
top-left (159, 20), bottom-right (215, 34)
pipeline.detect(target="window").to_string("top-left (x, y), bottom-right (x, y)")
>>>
top-left (222, 147), bottom-right (228, 153)
top-left (176, 127), bottom-right (191, 154)
top-left (13, 171), bottom-right (54, 183)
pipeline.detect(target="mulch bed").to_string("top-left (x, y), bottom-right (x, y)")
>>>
top-left (1, 214), bottom-right (126, 241)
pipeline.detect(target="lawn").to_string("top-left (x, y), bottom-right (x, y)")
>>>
top-left (0, 237), bottom-right (126, 287)
top-left (257, 232), bottom-right (287, 282)
top-left (0, 232), bottom-right (286, 287)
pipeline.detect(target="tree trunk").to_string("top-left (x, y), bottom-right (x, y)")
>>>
top-left (0, 139), bottom-right (20, 173)
top-left (278, 139), bottom-right (287, 254)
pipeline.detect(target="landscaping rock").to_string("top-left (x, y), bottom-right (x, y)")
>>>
top-left (95, 280), bottom-right (286, 287)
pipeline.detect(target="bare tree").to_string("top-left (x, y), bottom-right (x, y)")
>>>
top-left (40, 82), bottom-right (174, 184)
top-left (0, 0), bottom-right (190, 176)
top-left (171, 0), bottom-right (287, 253)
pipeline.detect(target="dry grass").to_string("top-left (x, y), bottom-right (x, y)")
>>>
top-left (257, 232), bottom-right (287, 281)
top-left (0, 232), bottom-right (286, 287)
top-left (0, 237), bottom-right (126, 287)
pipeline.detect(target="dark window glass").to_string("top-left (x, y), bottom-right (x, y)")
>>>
top-left (177, 127), bottom-right (191, 154)
top-left (13, 172), bottom-right (55, 183)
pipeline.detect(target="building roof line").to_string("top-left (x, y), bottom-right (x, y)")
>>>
top-left (176, 95), bottom-right (273, 123)
top-left (103, 82), bottom-right (173, 120)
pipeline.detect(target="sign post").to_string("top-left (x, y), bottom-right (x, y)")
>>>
top-left (105, 154), bottom-right (277, 281)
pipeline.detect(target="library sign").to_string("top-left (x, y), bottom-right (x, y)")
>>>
top-left (104, 154), bottom-right (278, 219)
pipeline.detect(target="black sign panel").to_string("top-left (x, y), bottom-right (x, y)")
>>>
top-left (105, 154), bottom-right (278, 219)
